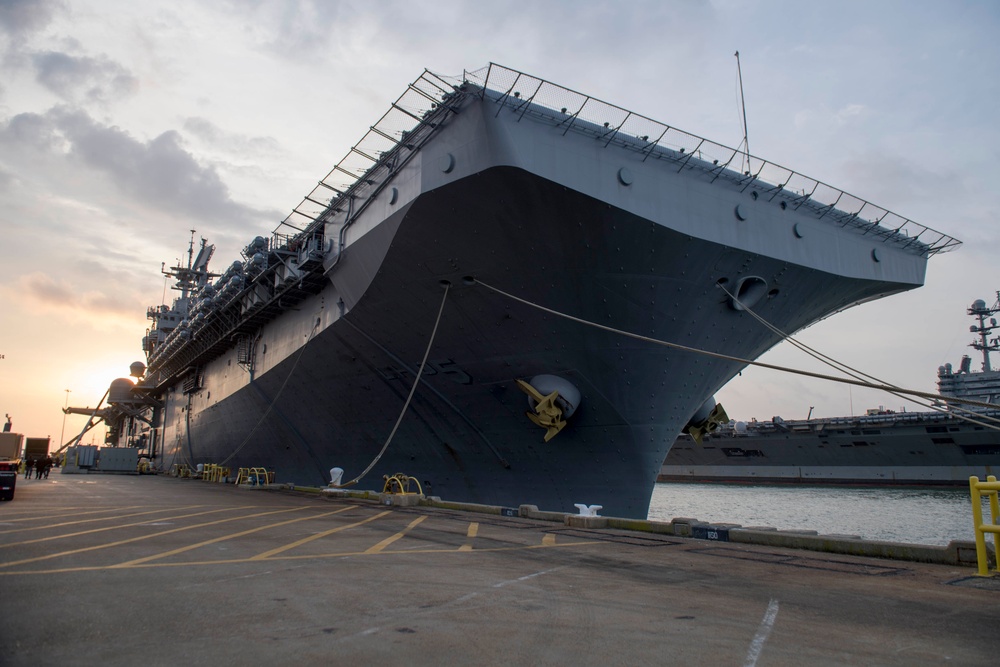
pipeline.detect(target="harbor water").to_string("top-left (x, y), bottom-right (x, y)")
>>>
top-left (647, 483), bottom-right (982, 546)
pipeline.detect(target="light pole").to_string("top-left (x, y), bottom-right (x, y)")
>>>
top-left (59, 389), bottom-right (71, 447)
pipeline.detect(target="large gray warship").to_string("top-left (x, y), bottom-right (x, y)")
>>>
top-left (661, 294), bottom-right (1000, 485)
top-left (72, 64), bottom-right (959, 518)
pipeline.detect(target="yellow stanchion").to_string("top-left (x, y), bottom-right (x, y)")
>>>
top-left (969, 475), bottom-right (1000, 576)
top-left (235, 467), bottom-right (274, 486)
top-left (170, 464), bottom-right (192, 478)
top-left (382, 473), bottom-right (423, 496)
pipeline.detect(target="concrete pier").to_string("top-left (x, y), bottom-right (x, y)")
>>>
top-left (1, 475), bottom-right (997, 666)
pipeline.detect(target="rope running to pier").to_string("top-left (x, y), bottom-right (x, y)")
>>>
top-left (333, 282), bottom-right (451, 488)
top-left (716, 282), bottom-right (1000, 430)
top-left (472, 278), bottom-right (1000, 428)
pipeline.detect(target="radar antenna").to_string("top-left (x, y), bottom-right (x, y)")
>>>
top-left (162, 231), bottom-right (218, 298)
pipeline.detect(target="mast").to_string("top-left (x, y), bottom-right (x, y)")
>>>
top-left (735, 50), bottom-right (750, 173)
top-left (969, 292), bottom-right (1000, 372)
top-left (162, 231), bottom-right (217, 301)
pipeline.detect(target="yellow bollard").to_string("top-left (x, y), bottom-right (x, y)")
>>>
top-left (989, 475), bottom-right (1000, 573)
top-left (969, 475), bottom-right (1000, 576)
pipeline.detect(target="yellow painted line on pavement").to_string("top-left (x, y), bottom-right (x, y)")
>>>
top-left (0, 506), bottom-right (209, 535)
top-left (543, 533), bottom-right (556, 546)
top-left (252, 510), bottom-right (393, 560)
top-left (0, 507), bottom-right (306, 568)
top-left (0, 539), bottom-right (605, 576)
top-left (296, 540), bottom-right (601, 561)
top-left (110, 506), bottom-right (356, 567)
top-left (0, 506), bottom-right (254, 549)
top-left (0, 505), bottom-right (157, 523)
top-left (366, 515), bottom-right (428, 554)
top-left (458, 522), bottom-right (479, 551)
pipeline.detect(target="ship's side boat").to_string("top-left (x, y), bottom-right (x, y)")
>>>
top-left (103, 64), bottom-right (958, 518)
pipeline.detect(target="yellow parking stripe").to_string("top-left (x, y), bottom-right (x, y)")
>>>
top-left (0, 507), bottom-right (306, 568)
top-left (0, 506), bottom-right (253, 549)
top-left (0, 538), bottom-right (605, 576)
top-left (459, 522), bottom-right (479, 551)
top-left (110, 506), bottom-right (356, 567)
top-left (365, 515), bottom-right (428, 554)
top-left (0, 505), bottom-right (157, 524)
top-left (252, 510), bottom-right (393, 560)
top-left (0, 506), bottom-right (208, 535)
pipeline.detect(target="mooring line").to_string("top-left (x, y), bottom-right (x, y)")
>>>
top-left (333, 283), bottom-right (450, 488)
top-left (472, 278), bottom-right (1000, 415)
top-left (718, 282), bottom-right (1000, 429)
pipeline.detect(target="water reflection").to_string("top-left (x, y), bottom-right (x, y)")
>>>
top-left (647, 483), bottom-right (977, 546)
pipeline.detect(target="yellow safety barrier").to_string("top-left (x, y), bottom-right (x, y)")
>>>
top-left (382, 473), bottom-right (423, 495)
top-left (196, 463), bottom-right (229, 482)
top-left (969, 475), bottom-right (1000, 576)
top-left (235, 467), bottom-right (273, 486)
top-left (170, 464), bottom-right (192, 478)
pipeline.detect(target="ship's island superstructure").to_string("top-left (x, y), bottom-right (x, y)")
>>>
top-left (72, 64), bottom-right (959, 517)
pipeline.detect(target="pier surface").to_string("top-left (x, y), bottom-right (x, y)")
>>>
top-left (1, 475), bottom-right (997, 666)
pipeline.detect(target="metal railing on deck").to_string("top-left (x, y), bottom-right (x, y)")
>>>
top-left (969, 475), bottom-right (1000, 576)
top-left (463, 63), bottom-right (960, 258)
top-left (275, 63), bottom-right (961, 262)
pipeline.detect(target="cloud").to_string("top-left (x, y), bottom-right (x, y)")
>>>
top-left (182, 116), bottom-right (282, 158)
top-left (838, 149), bottom-right (965, 217)
top-left (0, 0), bottom-right (63, 42)
top-left (227, 0), bottom-right (347, 61)
top-left (836, 103), bottom-right (867, 124)
top-left (17, 271), bottom-right (74, 306)
top-left (0, 107), bottom-right (281, 229)
top-left (0, 165), bottom-right (14, 191)
top-left (0, 109), bottom-right (67, 151)
top-left (32, 50), bottom-right (139, 103)
top-left (10, 269), bottom-right (145, 320)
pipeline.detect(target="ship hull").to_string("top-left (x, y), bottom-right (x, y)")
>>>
top-left (143, 68), bottom-right (946, 519)
top-left (158, 166), bottom-right (922, 518)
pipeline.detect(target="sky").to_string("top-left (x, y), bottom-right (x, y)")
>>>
top-left (1, 0), bottom-right (998, 446)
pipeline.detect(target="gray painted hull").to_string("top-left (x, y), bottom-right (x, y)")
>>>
top-left (159, 166), bottom-right (920, 517)
top-left (148, 70), bottom-right (945, 518)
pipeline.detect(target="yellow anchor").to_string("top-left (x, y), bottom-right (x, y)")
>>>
top-left (516, 379), bottom-right (568, 442)
top-left (684, 403), bottom-right (730, 444)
